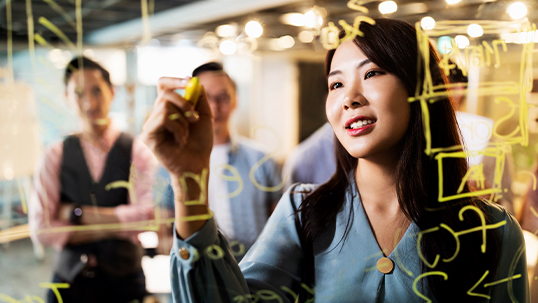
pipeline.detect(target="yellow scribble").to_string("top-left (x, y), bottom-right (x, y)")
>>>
top-left (346, 0), bottom-right (368, 13)
top-left (38, 17), bottom-right (76, 50)
top-left (205, 244), bottom-right (225, 260)
top-left (467, 270), bottom-right (490, 299)
top-left (458, 206), bottom-right (487, 253)
top-left (435, 146), bottom-right (505, 202)
top-left (179, 168), bottom-right (208, 205)
top-left (392, 227), bottom-right (413, 276)
top-left (249, 126), bottom-right (287, 192)
top-left (412, 271), bottom-right (447, 303)
top-left (43, 0), bottom-right (76, 29)
top-left (39, 283), bottom-right (69, 303)
top-left (76, 0), bottom-right (83, 57)
top-left (457, 163), bottom-right (485, 194)
top-left (492, 97), bottom-right (520, 141)
top-left (34, 33), bottom-right (54, 49)
top-left (409, 20), bottom-right (532, 154)
top-left (213, 164), bottom-right (244, 198)
top-left (417, 227), bottom-right (441, 269)
top-left (26, 0), bottom-right (37, 75)
top-left (0, 293), bottom-right (20, 303)
top-left (229, 240), bottom-right (245, 257)
top-left (320, 22), bottom-right (340, 50)
top-left (467, 270), bottom-right (522, 299)
top-left (105, 180), bottom-right (137, 205)
top-left (141, 0), bottom-right (151, 45)
top-left (256, 290), bottom-right (283, 303)
top-left (280, 286), bottom-right (298, 301)
top-left (439, 217), bottom-right (506, 262)
top-left (339, 16), bottom-right (376, 42)
top-left (492, 39), bottom-right (508, 68)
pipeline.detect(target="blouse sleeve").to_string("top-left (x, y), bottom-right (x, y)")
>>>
top-left (170, 185), bottom-right (310, 303)
top-left (489, 206), bottom-right (529, 302)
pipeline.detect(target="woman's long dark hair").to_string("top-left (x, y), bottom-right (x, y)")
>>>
top-left (297, 19), bottom-right (500, 301)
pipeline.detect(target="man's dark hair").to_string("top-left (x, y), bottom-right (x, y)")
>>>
top-left (192, 62), bottom-right (236, 91)
top-left (448, 61), bottom-right (468, 84)
top-left (64, 56), bottom-right (112, 87)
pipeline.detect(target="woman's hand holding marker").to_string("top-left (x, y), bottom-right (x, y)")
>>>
top-left (141, 76), bottom-right (213, 178)
top-left (141, 76), bottom-right (213, 238)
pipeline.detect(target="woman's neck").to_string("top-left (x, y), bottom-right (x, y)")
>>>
top-left (355, 156), bottom-right (400, 213)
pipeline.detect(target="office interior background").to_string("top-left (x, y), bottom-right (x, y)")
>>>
top-left (1, 0), bottom-right (538, 300)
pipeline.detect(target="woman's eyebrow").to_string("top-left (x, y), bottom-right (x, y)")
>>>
top-left (327, 58), bottom-right (373, 79)
top-left (357, 58), bottom-right (372, 70)
top-left (327, 70), bottom-right (341, 79)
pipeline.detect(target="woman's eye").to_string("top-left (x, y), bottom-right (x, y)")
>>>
top-left (364, 70), bottom-right (384, 80)
top-left (329, 82), bottom-right (343, 90)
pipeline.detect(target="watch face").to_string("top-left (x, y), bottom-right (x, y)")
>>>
top-left (74, 208), bottom-right (83, 217)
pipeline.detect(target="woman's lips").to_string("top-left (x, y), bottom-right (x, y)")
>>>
top-left (345, 115), bottom-right (376, 128)
top-left (346, 121), bottom-right (375, 136)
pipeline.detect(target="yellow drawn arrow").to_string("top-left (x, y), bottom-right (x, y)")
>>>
top-left (467, 270), bottom-right (522, 299)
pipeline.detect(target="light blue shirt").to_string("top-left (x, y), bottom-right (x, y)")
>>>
top-left (170, 183), bottom-right (529, 302)
top-left (161, 137), bottom-right (282, 261)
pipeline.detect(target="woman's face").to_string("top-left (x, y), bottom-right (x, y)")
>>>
top-left (326, 40), bottom-right (410, 161)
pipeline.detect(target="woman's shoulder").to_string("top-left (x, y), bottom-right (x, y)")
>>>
top-left (477, 200), bottom-right (523, 244)
top-left (284, 183), bottom-right (319, 208)
top-left (478, 200), bottom-right (516, 223)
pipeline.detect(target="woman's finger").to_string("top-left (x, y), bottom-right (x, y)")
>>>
top-left (157, 77), bottom-right (188, 94)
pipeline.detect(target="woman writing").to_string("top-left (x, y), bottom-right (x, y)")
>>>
top-left (141, 19), bottom-right (528, 302)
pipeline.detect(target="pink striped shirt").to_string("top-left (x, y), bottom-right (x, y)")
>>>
top-left (29, 123), bottom-right (157, 251)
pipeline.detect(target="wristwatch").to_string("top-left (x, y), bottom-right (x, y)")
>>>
top-left (70, 204), bottom-right (83, 225)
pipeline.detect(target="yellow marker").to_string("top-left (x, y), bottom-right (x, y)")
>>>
top-left (184, 77), bottom-right (202, 108)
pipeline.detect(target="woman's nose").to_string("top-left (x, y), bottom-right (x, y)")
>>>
top-left (342, 91), bottom-right (365, 110)
top-left (81, 95), bottom-right (98, 111)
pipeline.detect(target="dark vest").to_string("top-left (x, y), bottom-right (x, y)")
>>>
top-left (53, 133), bottom-right (143, 282)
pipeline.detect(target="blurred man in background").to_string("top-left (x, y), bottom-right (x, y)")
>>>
top-left (282, 122), bottom-right (335, 190)
top-left (29, 57), bottom-right (156, 303)
top-left (160, 62), bottom-right (282, 261)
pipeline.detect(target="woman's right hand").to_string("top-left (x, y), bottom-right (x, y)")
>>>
top-left (141, 77), bottom-right (213, 178)
top-left (141, 77), bottom-right (214, 238)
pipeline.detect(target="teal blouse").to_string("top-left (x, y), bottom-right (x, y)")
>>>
top-left (170, 183), bottom-right (529, 302)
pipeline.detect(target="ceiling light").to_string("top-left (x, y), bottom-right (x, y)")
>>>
top-left (219, 40), bottom-right (237, 55)
top-left (216, 24), bottom-right (237, 38)
top-left (4, 167), bottom-right (14, 180)
top-left (507, 2), bottom-right (527, 20)
top-left (446, 0), bottom-right (461, 4)
top-left (421, 17), bottom-right (435, 30)
top-left (467, 24), bottom-right (483, 38)
top-left (278, 35), bottom-right (295, 49)
top-left (245, 21), bottom-right (263, 38)
top-left (437, 36), bottom-right (453, 54)
top-left (304, 10), bottom-right (323, 29)
top-left (454, 35), bottom-right (469, 49)
top-left (83, 49), bottom-right (94, 58)
top-left (280, 13), bottom-right (305, 27)
top-left (379, 1), bottom-right (397, 14)
top-left (298, 30), bottom-right (314, 43)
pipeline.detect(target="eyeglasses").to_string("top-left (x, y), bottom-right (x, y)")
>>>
top-left (207, 93), bottom-right (231, 105)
